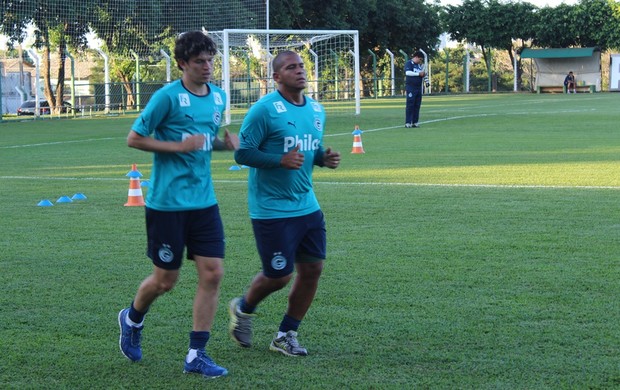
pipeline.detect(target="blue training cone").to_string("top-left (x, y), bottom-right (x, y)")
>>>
top-left (126, 163), bottom-right (143, 178)
top-left (72, 193), bottom-right (87, 200)
top-left (56, 196), bottom-right (73, 203)
top-left (229, 165), bottom-right (241, 171)
top-left (38, 199), bottom-right (54, 207)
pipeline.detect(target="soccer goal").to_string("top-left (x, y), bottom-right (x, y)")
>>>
top-left (212, 29), bottom-right (360, 124)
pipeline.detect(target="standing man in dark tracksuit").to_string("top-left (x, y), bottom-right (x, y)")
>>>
top-left (404, 51), bottom-right (426, 128)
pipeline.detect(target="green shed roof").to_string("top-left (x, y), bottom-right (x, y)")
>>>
top-left (520, 47), bottom-right (598, 59)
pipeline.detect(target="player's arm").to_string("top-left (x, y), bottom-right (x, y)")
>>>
top-left (312, 145), bottom-right (340, 169)
top-left (213, 129), bottom-right (239, 151)
top-left (322, 147), bottom-right (341, 169)
top-left (127, 130), bottom-right (205, 153)
top-left (127, 91), bottom-right (205, 153)
top-left (234, 106), bottom-right (288, 168)
top-left (235, 145), bottom-right (289, 168)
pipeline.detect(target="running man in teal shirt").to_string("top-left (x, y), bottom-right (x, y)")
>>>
top-left (118, 31), bottom-right (238, 378)
top-left (229, 51), bottom-right (341, 356)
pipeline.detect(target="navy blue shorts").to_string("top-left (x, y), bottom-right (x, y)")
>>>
top-left (251, 210), bottom-right (326, 278)
top-left (145, 204), bottom-right (225, 270)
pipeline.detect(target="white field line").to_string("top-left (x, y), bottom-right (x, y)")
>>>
top-left (0, 137), bottom-right (122, 149)
top-left (325, 109), bottom-right (596, 137)
top-left (0, 176), bottom-right (617, 190)
top-left (1, 106), bottom-right (615, 191)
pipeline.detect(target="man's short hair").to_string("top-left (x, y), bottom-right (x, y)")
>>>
top-left (272, 50), bottom-right (299, 73)
top-left (174, 31), bottom-right (217, 70)
top-left (413, 51), bottom-right (424, 59)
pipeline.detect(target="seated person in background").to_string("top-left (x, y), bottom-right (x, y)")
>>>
top-left (564, 71), bottom-right (576, 93)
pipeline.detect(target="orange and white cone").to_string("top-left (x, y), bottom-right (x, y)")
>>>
top-left (351, 125), bottom-right (365, 154)
top-left (124, 164), bottom-right (145, 207)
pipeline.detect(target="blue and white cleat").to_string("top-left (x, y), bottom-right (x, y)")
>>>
top-left (183, 350), bottom-right (228, 378)
top-left (118, 308), bottom-right (143, 362)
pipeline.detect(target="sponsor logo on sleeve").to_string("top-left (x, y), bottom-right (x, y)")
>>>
top-left (273, 101), bottom-right (287, 113)
top-left (213, 92), bottom-right (223, 106)
top-left (179, 93), bottom-right (190, 107)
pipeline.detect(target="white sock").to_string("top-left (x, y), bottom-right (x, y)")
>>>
top-left (186, 348), bottom-right (198, 363)
top-left (125, 315), bottom-right (143, 328)
top-left (277, 331), bottom-right (287, 339)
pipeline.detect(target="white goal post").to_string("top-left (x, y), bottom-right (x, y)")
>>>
top-left (212, 29), bottom-right (361, 125)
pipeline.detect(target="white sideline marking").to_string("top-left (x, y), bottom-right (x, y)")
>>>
top-left (0, 176), bottom-right (617, 190)
top-left (0, 137), bottom-right (121, 149)
top-left (326, 108), bottom-right (597, 138)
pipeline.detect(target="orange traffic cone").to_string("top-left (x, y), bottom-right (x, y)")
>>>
top-left (124, 164), bottom-right (145, 207)
top-left (351, 125), bottom-right (365, 154)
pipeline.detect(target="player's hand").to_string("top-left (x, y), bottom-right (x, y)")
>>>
top-left (280, 145), bottom-right (304, 169)
top-left (179, 134), bottom-right (206, 152)
top-left (323, 147), bottom-right (341, 169)
top-left (419, 71), bottom-right (426, 77)
top-left (223, 129), bottom-right (239, 150)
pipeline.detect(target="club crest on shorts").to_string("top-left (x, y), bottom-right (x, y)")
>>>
top-left (271, 253), bottom-right (287, 270)
top-left (158, 244), bottom-right (174, 263)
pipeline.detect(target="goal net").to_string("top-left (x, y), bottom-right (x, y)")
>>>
top-left (211, 29), bottom-right (360, 124)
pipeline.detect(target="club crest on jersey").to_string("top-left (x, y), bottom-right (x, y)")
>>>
top-left (273, 101), bottom-right (287, 113)
top-left (213, 111), bottom-right (221, 125)
top-left (314, 117), bottom-right (323, 132)
top-left (178, 93), bottom-right (191, 107)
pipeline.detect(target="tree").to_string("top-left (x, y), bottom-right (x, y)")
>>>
top-left (572, 0), bottom-right (618, 50)
top-left (443, 0), bottom-right (538, 91)
top-left (270, 0), bottom-right (442, 96)
top-left (89, 0), bottom-right (214, 109)
top-left (484, 0), bottom-right (537, 90)
top-left (532, 4), bottom-right (580, 48)
top-left (1, 0), bottom-right (91, 113)
top-left (608, 0), bottom-right (620, 50)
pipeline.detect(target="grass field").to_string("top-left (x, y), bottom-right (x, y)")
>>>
top-left (1, 93), bottom-right (619, 389)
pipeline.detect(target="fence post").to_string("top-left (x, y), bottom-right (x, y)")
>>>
top-left (65, 50), bottom-right (76, 116)
top-left (26, 49), bottom-right (41, 118)
top-left (95, 49), bottom-right (110, 114)
top-left (367, 49), bottom-right (377, 98)
top-left (329, 49), bottom-right (339, 100)
top-left (386, 49), bottom-right (395, 96)
top-left (419, 49), bottom-right (431, 94)
top-left (445, 48), bottom-right (450, 93)
top-left (245, 51), bottom-right (252, 106)
top-left (130, 50), bottom-right (140, 111)
top-left (0, 62), bottom-right (3, 120)
top-left (487, 47), bottom-right (492, 92)
top-left (513, 49), bottom-right (518, 92)
top-left (160, 49), bottom-right (171, 82)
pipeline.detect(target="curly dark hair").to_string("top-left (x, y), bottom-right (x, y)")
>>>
top-left (174, 31), bottom-right (217, 70)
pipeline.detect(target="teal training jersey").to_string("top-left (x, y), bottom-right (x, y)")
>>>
top-left (131, 80), bottom-right (226, 211)
top-left (237, 91), bottom-right (326, 219)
